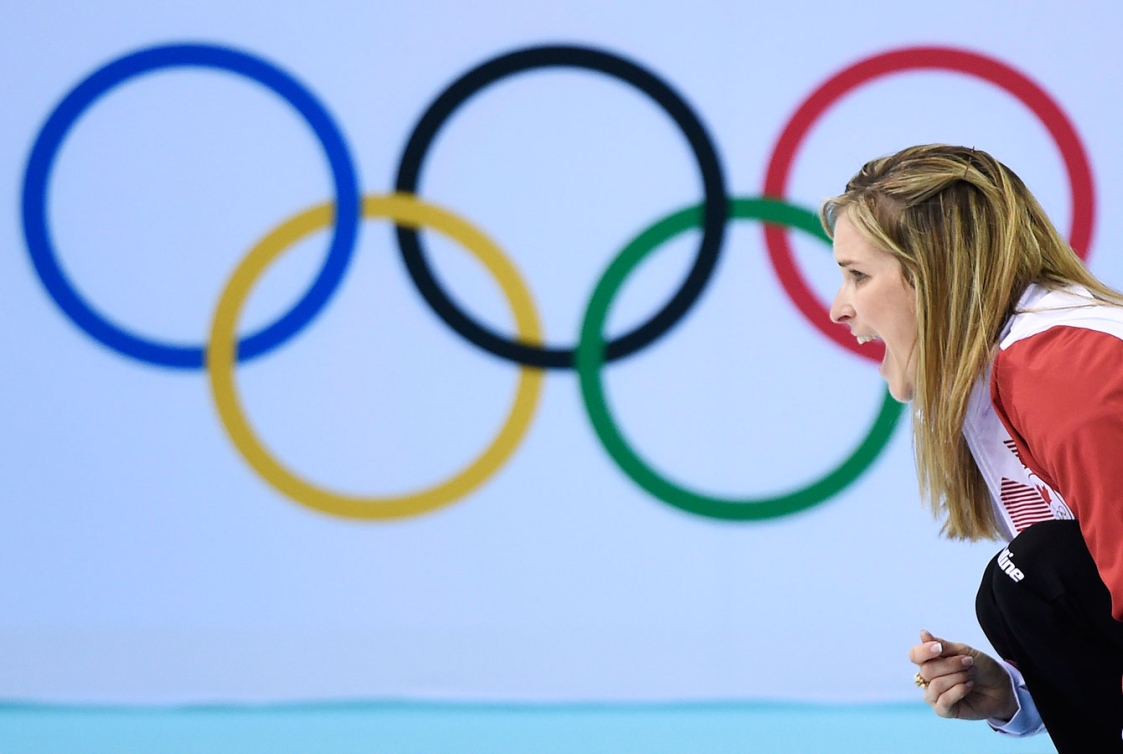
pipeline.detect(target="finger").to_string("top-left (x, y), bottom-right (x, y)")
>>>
top-left (917, 655), bottom-right (975, 684)
top-left (924, 667), bottom-right (973, 701)
top-left (932, 677), bottom-right (975, 719)
top-left (908, 638), bottom-right (946, 665)
top-left (915, 630), bottom-right (976, 660)
top-left (925, 632), bottom-right (978, 659)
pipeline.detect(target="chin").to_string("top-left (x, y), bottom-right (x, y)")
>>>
top-left (888, 382), bottom-right (914, 403)
top-left (882, 358), bottom-right (916, 403)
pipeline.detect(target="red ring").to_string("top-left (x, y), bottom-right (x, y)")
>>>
top-left (763, 46), bottom-right (1096, 363)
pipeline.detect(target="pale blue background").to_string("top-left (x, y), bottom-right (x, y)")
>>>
top-left (0, 0), bottom-right (1115, 749)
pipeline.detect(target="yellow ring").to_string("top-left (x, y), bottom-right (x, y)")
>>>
top-left (206, 193), bottom-right (544, 519)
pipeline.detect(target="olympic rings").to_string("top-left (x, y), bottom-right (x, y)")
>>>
top-left (21, 43), bottom-right (360, 369)
top-left (577, 198), bottom-right (903, 520)
top-left (762, 46), bottom-right (1096, 364)
top-left (394, 45), bottom-right (727, 369)
top-left (23, 42), bottom-right (1096, 521)
top-left (207, 193), bottom-right (544, 519)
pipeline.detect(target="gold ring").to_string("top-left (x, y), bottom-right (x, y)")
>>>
top-left (914, 671), bottom-right (929, 689)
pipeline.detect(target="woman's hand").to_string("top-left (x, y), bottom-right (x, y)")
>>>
top-left (908, 629), bottom-right (1018, 722)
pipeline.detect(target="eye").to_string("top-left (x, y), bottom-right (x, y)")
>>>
top-left (849, 269), bottom-right (868, 283)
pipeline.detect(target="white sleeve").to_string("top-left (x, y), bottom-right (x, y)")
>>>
top-left (986, 660), bottom-right (1046, 737)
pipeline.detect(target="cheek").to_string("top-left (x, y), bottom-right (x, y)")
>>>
top-left (893, 319), bottom-right (918, 354)
top-left (894, 290), bottom-right (918, 345)
top-left (906, 302), bottom-right (919, 345)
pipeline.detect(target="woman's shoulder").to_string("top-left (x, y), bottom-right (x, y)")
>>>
top-left (992, 292), bottom-right (1123, 445)
top-left (993, 288), bottom-right (1123, 413)
top-left (1000, 283), bottom-right (1123, 351)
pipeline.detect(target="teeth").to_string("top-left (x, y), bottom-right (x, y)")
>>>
top-left (857, 335), bottom-right (876, 345)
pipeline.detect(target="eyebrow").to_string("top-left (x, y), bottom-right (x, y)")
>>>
top-left (835, 258), bottom-right (859, 268)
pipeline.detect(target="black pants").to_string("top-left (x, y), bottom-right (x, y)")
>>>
top-left (976, 519), bottom-right (1123, 752)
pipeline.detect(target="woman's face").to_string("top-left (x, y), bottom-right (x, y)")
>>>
top-left (829, 215), bottom-right (919, 402)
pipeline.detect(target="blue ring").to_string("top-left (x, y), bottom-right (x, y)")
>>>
top-left (21, 43), bottom-right (360, 369)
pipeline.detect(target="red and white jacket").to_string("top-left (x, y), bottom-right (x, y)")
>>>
top-left (964, 282), bottom-right (1123, 620)
top-left (964, 283), bottom-right (1123, 736)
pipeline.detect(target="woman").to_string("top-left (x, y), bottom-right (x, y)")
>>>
top-left (823, 144), bottom-right (1123, 751)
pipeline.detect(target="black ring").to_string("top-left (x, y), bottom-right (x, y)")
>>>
top-left (394, 44), bottom-right (727, 369)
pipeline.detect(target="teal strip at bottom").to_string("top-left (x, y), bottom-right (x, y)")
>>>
top-left (0, 702), bottom-right (1056, 754)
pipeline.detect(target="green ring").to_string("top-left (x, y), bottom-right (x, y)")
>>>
top-left (576, 197), bottom-right (903, 521)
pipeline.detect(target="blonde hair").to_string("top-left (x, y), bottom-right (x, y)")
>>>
top-left (821, 144), bottom-right (1118, 540)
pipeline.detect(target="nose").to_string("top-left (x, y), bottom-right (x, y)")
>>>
top-left (829, 286), bottom-right (853, 325)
